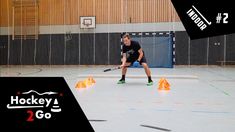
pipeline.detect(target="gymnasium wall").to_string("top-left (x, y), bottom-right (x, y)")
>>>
top-left (1, 32), bottom-right (235, 65)
top-left (0, 0), bottom-right (180, 27)
top-left (0, 33), bottom-right (121, 65)
top-left (175, 32), bottom-right (235, 65)
top-left (0, 0), bottom-right (182, 34)
top-left (0, 0), bottom-right (179, 66)
top-left (0, 0), bottom-right (235, 65)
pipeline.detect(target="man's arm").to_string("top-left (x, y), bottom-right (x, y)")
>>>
top-left (121, 53), bottom-right (127, 68)
top-left (137, 48), bottom-right (143, 62)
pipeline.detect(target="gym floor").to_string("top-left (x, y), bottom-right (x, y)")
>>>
top-left (1, 65), bottom-right (235, 132)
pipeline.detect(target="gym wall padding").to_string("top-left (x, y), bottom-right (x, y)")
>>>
top-left (1, 32), bottom-right (235, 65)
top-left (80, 34), bottom-right (95, 65)
top-left (208, 36), bottom-right (224, 65)
top-left (9, 39), bottom-right (21, 65)
top-left (65, 34), bottom-right (80, 65)
top-left (109, 33), bottom-right (122, 65)
top-left (0, 33), bottom-right (121, 65)
top-left (95, 33), bottom-right (109, 65)
top-left (226, 34), bottom-right (235, 62)
top-left (51, 34), bottom-right (65, 65)
top-left (175, 32), bottom-right (235, 65)
top-left (22, 39), bottom-right (35, 65)
top-left (190, 38), bottom-right (208, 65)
top-left (175, 31), bottom-right (189, 65)
top-left (0, 36), bottom-right (8, 65)
top-left (36, 35), bottom-right (50, 65)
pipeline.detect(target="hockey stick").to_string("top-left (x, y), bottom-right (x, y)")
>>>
top-left (103, 66), bottom-right (121, 72)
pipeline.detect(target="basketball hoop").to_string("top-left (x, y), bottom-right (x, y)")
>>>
top-left (83, 18), bottom-right (92, 28)
top-left (80, 16), bottom-right (96, 29)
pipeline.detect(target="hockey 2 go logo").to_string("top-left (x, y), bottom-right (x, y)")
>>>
top-left (6, 90), bottom-right (62, 122)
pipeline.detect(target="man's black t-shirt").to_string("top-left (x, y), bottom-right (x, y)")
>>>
top-left (122, 40), bottom-right (142, 61)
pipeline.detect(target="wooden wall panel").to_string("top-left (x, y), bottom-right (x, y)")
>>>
top-left (95, 0), bottom-right (109, 24)
top-left (127, 0), bottom-right (142, 23)
top-left (79, 0), bottom-right (94, 17)
top-left (39, 0), bottom-right (49, 25)
top-left (39, 0), bottom-right (65, 25)
top-left (0, 0), bottom-right (181, 27)
top-left (51, 0), bottom-right (65, 25)
top-left (109, 0), bottom-right (121, 24)
top-left (69, 0), bottom-right (79, 24)
top-left (0, 0), bottom-right (12, 27)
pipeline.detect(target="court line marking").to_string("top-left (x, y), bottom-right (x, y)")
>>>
top-left (140, 124), bottom-right (171, 131)
top-left (211, 80), bottom-right (235, 82)
top-left (88, 119), bottom-right (107, 122)
top-left (191, 110), bottom-right (231, 114)
top-left (209, 83), bottom-right (230, 96)
top-left (77, 74), bottom-right (198, 79)
top-left (19, 68), bottom-right (43, 75)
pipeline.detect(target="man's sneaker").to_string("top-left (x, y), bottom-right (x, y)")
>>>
top-left (147, 81), bottom-right (153, 86)
top-left (117, 79), bottom-right (125, 84)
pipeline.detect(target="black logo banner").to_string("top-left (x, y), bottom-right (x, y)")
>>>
top-left (171, 0), bottom-right (235, 39)
top-left (0, 77), bottom-right (94, 131)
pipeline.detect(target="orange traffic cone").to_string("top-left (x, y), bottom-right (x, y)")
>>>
top-left (87, 76), bottom-right (96, 84)
top-left (75, 81), bottom-right (87, 88)
top-left (158, 78), bottom-right (170, 90)
top-left (84, 80), bottom-right (92, 86)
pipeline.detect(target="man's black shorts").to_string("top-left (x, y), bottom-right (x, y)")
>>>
top-left (126, 56), bottom-right (147, 65)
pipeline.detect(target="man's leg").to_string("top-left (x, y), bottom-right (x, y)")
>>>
top-left (142, 63), bottom-right (153, 86)
top-left (122, 65), bottom-right (128, 76)
top-left (142, 63), bottom-right (151, 76)
top-left (118, 62), bottom-right (131, 84)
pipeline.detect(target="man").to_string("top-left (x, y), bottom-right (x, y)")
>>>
top-left (118, 34), bottom-right (153, 86)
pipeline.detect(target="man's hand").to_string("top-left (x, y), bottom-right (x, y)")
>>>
top-left (120, 64), bottom-right (125, 68)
